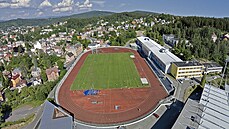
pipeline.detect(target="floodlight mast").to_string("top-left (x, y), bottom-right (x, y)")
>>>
top-left (220, 58), bottom-right (229, 86)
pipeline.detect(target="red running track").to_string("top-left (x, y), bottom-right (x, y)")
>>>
top-left (58, 47), bottom-right (168, 124)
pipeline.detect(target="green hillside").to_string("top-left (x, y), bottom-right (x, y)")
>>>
top-left (0, 10), bottom-right (156, 29)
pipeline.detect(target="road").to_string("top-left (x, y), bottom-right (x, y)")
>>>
top-left (151, 100), bottom-right (184, 129)
top-left (5, 105), bottom-right (40, 122)
top-left (22, 104), bottom-right (44, 129)
top-left (171, 78), bottom-right (199, 102)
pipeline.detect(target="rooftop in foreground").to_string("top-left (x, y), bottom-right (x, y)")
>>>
top-left (172, 84), bottom-right (229, 129)
top-left (39, 101), bottom-right (73, 129)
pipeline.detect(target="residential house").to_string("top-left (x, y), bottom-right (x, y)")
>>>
top-left (12, 68), bottom-right (22, 77)
top-left (3, 70), bottom-right (11, 78)
top-left (65, 43), bottom-right (83, 57)
top-left (4, 53), bottom-right (12, 62)
top-left (88, 43), bottom-right (100, 49)
top-left (65, 52), bottom-right (74, 64)
top-left (211, 33), bottom-right (217, 42)
top-left (19, 80), bottom-right (27, 87)
top-left (31, 67), bottom-right (41, 78)
top-left (136, 31), bottom-right (144, 37)
top-left (32, 79), bottom-right (42, 86)
top-left (77, 35), bottom-right (82, 40)
top-left (34, 42), bottom-right (42, 50)
top-left (53, 46), bottom-right (63, 57)
top-left (11, 74), bottom-right (21, 88)
top-left (222, 33), bottom-right (229, 40)
top-left (163, 34), bottom-right (179, 47)
top-left (46, 66), bottom-right (59, 82)
top-left (31, 67), bottom-right (42, 86)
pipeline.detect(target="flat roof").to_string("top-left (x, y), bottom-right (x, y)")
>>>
top-left (39, 101), bottom-right (73, 129)
top-left (202, 62), bottom-right (223, 68)
top-left (173, 61), bottom-right (203, 67)
top-left (137, 37), bottom-right (182, 66)
top-left (172, 84), bottom-right (229, 129)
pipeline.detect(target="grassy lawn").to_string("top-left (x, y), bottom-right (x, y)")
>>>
top-left (13, 100), bottom-right (44, 111)
top-left (71, 53), bottom-right (143, 90)
top-left (183, 85), bottom-right (198, 101)
top-left (1, 114), bottom-right (35, 129)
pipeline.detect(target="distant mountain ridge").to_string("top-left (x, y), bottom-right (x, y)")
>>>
top-left (0, 10), bottom-right (156, 29)
top-left (65, 10), bottom-right (114, 19)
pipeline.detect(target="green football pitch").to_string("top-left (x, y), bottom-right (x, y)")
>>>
top-left (70, 53), bottom-right (143, 90)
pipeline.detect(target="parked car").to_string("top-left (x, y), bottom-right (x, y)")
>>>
top-left (153, 113), bottom-right (159, 118)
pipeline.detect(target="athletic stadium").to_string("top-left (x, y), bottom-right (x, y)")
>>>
top-left (55, 47), bottom-right (168, 126)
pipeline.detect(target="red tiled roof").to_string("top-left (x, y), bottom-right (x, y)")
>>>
top-left (12, 74), bottom-right (20, 80)
top-left (46, 67), bottom-right (58, 75)
top-left (4, 53), bottom-right (12, 58)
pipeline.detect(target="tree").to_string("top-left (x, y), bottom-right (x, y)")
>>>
top-left (18, 45), bottom-right (24, 53)
top-left (41, 70), bottom-right (47, 82)
top-left (200, 74), bottom-right (207, 87)
top-left (2, 77), bottom-right (10, 89)
top-left (35, 90), bottom-right (46, 101)
top-left (0, 63), bottom-right (4, 72)
top-left (57, 60), bottom-right (64, 70)
top-left (0, 107), bottom-right (3, 124)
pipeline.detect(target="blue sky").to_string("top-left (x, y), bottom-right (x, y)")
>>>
top-left (0, 0), bottom-right (228, 20)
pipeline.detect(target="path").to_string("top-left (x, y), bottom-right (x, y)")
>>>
top-left (5, 105), bottom-right (40, 122)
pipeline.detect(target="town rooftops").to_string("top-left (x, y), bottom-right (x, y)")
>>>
top-left (137, 37), bottom-right (182, 65)
top-left (39, 101), bottom-right (73, 129)
top-left (173, 61), bottom-right (203, 67)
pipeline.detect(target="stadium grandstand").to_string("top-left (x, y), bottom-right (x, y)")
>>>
top-left (136, 37), bottom-right (182, 74)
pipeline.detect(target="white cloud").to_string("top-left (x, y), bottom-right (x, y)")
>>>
top-left (53, 6), bottom-right (72, 12)
top-left (11, 0), bottom-right (30, 8)
top-left (53, 0), bottom-right (74, 12)
top-left (56, 0), bottom-right (73, 7)
top-left (0, 2), bottom-right (10, 8)
top-left (39, 0), bottom-right (52, 8)
top-left (0, 0), bottom-right (30, 8)
top-left (76, 0), bottom-right (92, 9)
